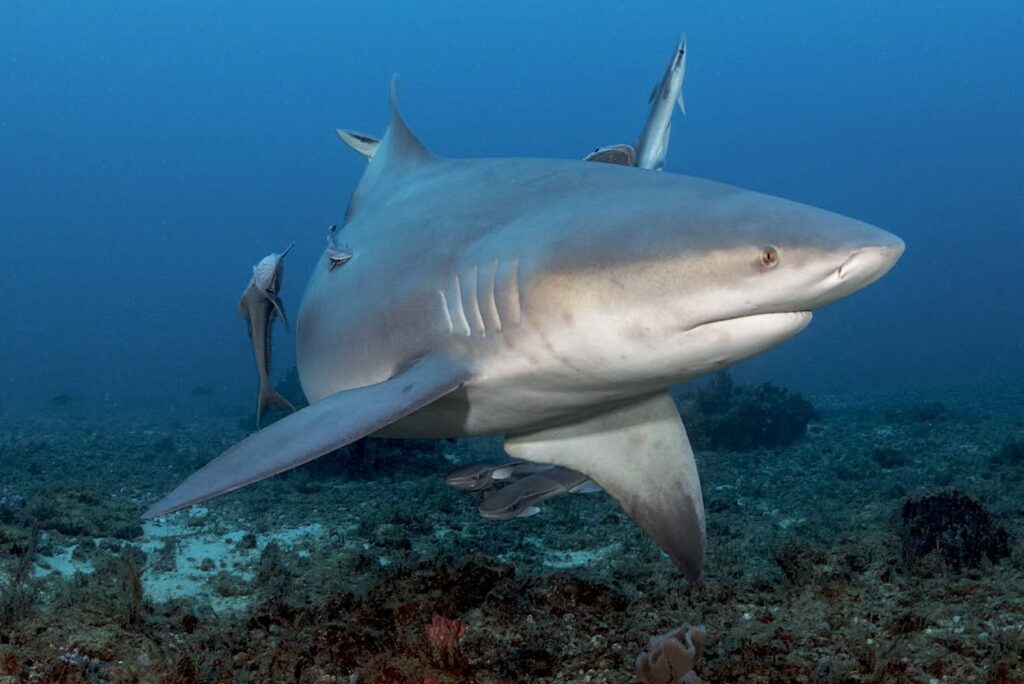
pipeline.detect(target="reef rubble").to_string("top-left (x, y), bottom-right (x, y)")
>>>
top-left (0, 382), bottom-right (1021, 682)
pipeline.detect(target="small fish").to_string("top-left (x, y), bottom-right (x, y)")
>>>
top-left (190, 386), bottom-right (214, 397)
top-left (48, 394), bottom-right (73, 406)
top-left (445, 459), bottom-right (553, 492)
top-left (239, 243), bottom-right (296, 428)
top-left (335, 129), bottom-right (380, 160)
top-left (477, 466), bottom-right (599, 520)
top-left (635, 35), bottom-right (687, 171)
top-left (326, 224), bottom-right (353, 272)
top-left (582, 144), bottom-right (637, 167)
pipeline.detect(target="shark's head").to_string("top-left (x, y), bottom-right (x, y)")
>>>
top-left (526, 173), bottom-right (904, 389)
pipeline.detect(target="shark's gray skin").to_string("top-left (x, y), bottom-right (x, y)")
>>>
top-left (146, 79), bottom-right (904, 583)
top-left (238, 244), bottom-right (296, 428)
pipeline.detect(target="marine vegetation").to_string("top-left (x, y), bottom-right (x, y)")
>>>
top-left (894, 489), bottom-right (1012, 571)
top-left (0, 395), bottom-right (1021, 681)
top-left (991, 438), bottom-right (1024, 467)
top-left (675, 372), bottom-right (818, 451)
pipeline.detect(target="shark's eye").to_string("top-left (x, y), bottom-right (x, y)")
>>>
top-left (760, 245), bottom-right (780, 269)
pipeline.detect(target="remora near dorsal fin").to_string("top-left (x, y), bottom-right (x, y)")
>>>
top-left (504, 393), bottom-right (706, 583)
top-left (143, 355), bottom-right (471, 518)
top-left (583, 144), bottom-right (637, 166)
top-left (336, 129), bottom-right (380, 160)
top-left (346, 75), bottom-right (436, 220)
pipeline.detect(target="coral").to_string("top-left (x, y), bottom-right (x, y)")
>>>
top-left (883, 401), bottom-right (948, 423)
top-left (991, 438), bottom-right (1024, 466)
top-left (424, 613), bottom-right (466, 667)
top-left (871, 445), bottom-right (907, 469)
top-left (894, 490), bottom-right (1011, 571)
top-left (254, 541), bottom-right (294, 607)
top-left (676, 372), bottom-right (817, 451)
top-left (115, 552), bottom-right (145, 628)
top-left (28, 486), bottom-right (142, 539)
top-left (774, 538), bottom-right (826, 585)
top-left (0, 520), bottom-right (38, 628)
top-left (635, 623), bottom-right (706, 684)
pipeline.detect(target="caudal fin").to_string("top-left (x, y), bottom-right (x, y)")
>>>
top-left (256, 385), bottom-right (295, 428)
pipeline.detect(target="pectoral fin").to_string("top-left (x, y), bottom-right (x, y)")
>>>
top-left (144, 356), bottom-right (472, 518)
top-left (504, 393), bottom-right (705, 583)
top-left (269, 295), bottom-right (289, 331)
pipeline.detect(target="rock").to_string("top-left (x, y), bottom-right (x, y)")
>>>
top-left (894, 490), bottom-right (1011, 571)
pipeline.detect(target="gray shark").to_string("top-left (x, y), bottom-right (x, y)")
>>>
top-left (145, 79), bottom-right (904, 583)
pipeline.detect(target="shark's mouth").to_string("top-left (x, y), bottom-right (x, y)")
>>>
top-left (673, 311), bottom-right (813, 375)
top-left (687, 310), bottom-right (813, 335)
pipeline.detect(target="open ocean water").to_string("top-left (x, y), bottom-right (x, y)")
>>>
top-left (1, 2), bottom-right (1022, 682)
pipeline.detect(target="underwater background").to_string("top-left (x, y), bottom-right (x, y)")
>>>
top-left (1, 1), bottom-right (1023, 682)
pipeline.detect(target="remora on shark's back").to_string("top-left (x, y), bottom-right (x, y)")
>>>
top-left (586, 35), bottom-right (687, 170)
top-left (238, 244), bottom-right (295, 428)
top-left (147, 77), bottom-right (904, 583)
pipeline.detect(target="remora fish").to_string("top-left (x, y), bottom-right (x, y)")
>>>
top-left (477, 466), bottom-right (601, 520)
top-left (239, 244), bottom-right (296, 427)
top-left (583, 35), bottom-right (687, 170)
top-left (147, 78), bottom-right (904, 583)
top-left (335, 129), bottom-right (379, 160)
top-left (445, 459), bottom-right (554, 491)
top-left (635, 35), bottom-right (687, 171)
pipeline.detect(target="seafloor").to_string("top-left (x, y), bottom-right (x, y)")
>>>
top-left (1, 380), bottom-right (1022, 683)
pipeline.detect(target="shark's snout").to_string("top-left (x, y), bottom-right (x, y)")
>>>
top-left (836, 238), bottom-right (905, 283)
top-left (818, 234), bottom-right (904, 307)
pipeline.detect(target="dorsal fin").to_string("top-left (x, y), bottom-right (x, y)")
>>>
top-left (383, 74), bottom-right (433, 166)
top-left (346, 75), bottom-right (435, 220)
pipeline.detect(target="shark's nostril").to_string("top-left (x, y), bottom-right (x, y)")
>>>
top-left (836, 242), bottom-right (904, 284)
top-left (836, 250), bottom-right (862, 280)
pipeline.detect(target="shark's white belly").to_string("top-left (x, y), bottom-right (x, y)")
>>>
top-left (377, 310), bottom-right (814, 438)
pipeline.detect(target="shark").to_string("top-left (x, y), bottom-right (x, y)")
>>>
top-left (145, 78), bottom-right (904, 583)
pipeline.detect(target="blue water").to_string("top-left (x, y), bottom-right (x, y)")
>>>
top-left (1, 0), bottom-right (1021, 411)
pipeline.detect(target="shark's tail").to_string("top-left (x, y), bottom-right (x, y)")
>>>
top-left (256, 384), bottom-right (295, 428)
